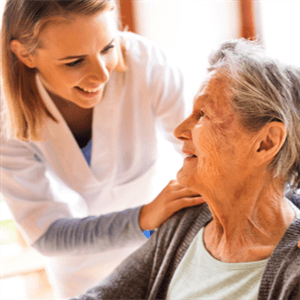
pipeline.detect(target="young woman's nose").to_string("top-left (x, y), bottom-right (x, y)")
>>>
top-left (174, 116), bottom-right (192, 141)
top-left (89, 56), bottom-right (109, 83)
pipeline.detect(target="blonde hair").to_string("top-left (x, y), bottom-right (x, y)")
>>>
top-left (1, 0), bottom-right (127, 141)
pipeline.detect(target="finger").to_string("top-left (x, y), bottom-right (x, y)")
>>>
top-left (165, 180), bottom-right (199, 195)
top-left (172, 188), bottom-right (200, 199)
top-left (166, 180), bottom-right (185, 191)
top-left (178, 196), bottom-right (205, 207)
top-left (168, 196), bottom-right (205, 214)
top-left (158, 180), bottom-right (181, 194)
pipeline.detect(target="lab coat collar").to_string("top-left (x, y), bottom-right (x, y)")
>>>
top-left (34, 74), bottom-right (100, 192)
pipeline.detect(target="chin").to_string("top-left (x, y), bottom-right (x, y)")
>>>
top-left (75, 98), bottom-right (100, 109)
top-left (176, 169), bottom-right (202, 196)
top-left (77, 102), bottom-right (97, 109)
top-left (176, 168), bottom-right (192, 188)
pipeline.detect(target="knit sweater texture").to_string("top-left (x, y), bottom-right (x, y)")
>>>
top-left (71, 203), bottom-right (300, 300)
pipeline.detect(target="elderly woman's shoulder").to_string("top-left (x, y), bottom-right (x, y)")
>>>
top-left (286, 189), bottom-right (300, 209)
top-left (157, 203), bottom-right (212, 243)
top-left (262, 216), bottom-right (300, 299)
top-left (291, 194), bottom-right (300, 209)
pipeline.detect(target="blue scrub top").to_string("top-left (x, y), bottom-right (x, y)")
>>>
top-left (81, 139), bottom-right (92, 166)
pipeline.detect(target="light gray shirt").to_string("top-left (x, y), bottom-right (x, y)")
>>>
top-left (167, 227), bottom-right (268, 300)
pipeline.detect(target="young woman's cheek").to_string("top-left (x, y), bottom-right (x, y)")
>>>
top-left (107, 51), bottom-right (119, 73)
top-left (65, 67), bottom-right (89, 85)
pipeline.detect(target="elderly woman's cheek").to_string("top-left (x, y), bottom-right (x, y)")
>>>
top-left (192, 131), bottom-right (218, 182)
top-left (204, 127), bottom-right (236, 173)
top-left (197, 147), bottom-right (224, 188)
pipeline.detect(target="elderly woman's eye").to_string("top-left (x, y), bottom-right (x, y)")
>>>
top-left (196, 111), bottom-right (206, 120)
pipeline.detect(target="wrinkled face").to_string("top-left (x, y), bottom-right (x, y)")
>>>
top-left (174, 72), bottom-right (256, 195)
top-left (30, 10), bottom-right (118, 109)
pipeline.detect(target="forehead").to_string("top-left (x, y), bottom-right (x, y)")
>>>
top-left (193, 72), bottom-right (234, 116)
top-left (37, 11), bottom-right (117, 58)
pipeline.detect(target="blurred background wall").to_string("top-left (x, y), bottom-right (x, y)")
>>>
top-left (122, 0), bottom-right (300, 103)
top-left (133, 0), bottom-right (241, 102)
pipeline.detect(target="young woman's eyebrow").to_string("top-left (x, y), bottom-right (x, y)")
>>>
top-left (57, 37), bottom-right (116, 60)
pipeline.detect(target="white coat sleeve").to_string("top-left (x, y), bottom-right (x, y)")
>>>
top-left (0, 131), bottom-right (71, 245)
top-left (0, 131), bottom-right (146, 255)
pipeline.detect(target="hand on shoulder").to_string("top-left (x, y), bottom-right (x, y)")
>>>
top-left (139, 180), bottom-right (204, 231)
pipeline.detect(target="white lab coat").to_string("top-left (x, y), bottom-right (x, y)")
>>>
top-left (0, 32), bottom-right (186, 297)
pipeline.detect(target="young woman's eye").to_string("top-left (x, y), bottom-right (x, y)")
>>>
top-left (65, 59), bottom-right (84, 68)
top-left (101, 44), bottom-right (115, 54)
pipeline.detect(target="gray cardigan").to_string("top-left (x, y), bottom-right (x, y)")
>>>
top-left (70, 203), bottom-right (300, 300)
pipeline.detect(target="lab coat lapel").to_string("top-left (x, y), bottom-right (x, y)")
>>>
top-left (91, 71), bottom-right (124, 185)
top-left (34, 75), bottom-right (99, 192)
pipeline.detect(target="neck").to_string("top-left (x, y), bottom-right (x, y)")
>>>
top-left (203, 173), bottom-right (295, 263)
top-left (47, 90), bottom-right (84, 112)
top-left (47, 89), bottom-right (93, 124)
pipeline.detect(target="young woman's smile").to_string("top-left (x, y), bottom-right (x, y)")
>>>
top-left (29, 10), bottom-right (119, 109)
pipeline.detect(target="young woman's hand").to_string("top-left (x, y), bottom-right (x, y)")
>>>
top-left (139, 180), bottom-right (204, 231)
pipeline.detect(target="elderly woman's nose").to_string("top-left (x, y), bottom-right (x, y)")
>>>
top-left (174, 118), bottom-right (192, 141)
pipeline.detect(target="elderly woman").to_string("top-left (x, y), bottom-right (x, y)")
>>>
top-left (70, 39), bottom-right (300, 300)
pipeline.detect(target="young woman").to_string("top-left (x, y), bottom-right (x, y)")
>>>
top-left (0, 0), bottom-right (203, 297)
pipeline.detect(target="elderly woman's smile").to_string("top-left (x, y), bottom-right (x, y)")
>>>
top-left (175, 73), bottom-right (257, 196)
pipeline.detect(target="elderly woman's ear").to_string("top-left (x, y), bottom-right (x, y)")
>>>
top-left (254, 121), bottom-right (286, 165)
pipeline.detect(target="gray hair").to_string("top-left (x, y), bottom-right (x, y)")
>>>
top-left (208, 39), bottom-right (300, 191)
